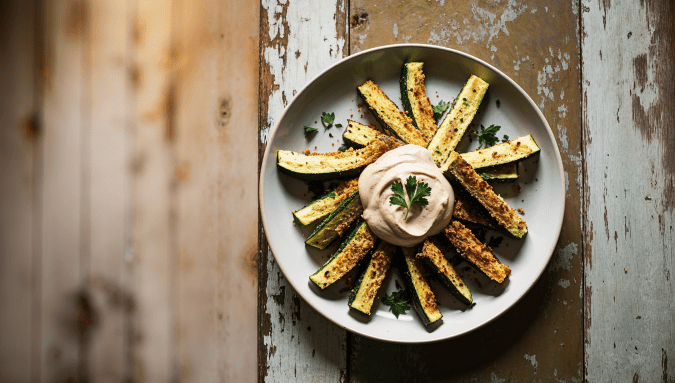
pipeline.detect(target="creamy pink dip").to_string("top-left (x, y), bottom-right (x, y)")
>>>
top-left (358, 145), bottom-right (455, 247)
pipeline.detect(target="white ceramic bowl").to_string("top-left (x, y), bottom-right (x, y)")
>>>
top-left (259, 44), bottom-right (565, 343)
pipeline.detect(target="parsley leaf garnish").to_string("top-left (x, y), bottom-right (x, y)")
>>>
top-left (335, 123), bottom-right (343, 128)
top-left (474, 124), bottom-right (501, 148)
top-left (337, 144), bottom-right (348, 152)
top-left (389, 175), bottom-right (432, 219)
top-left (304, 126), bottom-right (318, 135)
top-left (321, 112), bottom-right (335, 130)
top-left (432, 100), bottom-right (450, 122)
top-left (382, 281), bottom-right (411, 318)
top-left (502, 134), bottom-right (509, 143)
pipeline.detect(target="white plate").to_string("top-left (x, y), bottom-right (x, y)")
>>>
top-left (259, 44), bottom-right (565, 343)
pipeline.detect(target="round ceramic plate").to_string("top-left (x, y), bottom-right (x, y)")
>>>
top-left (259, 44), bottom-right (564, 343)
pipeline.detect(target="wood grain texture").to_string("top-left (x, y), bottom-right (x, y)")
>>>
top-left (41, 0), bottom-right (88, 380)
top-left (582, 0), bottom-right (675, 381)
top-left (349, 0), bottom-right (584, 381)
top-left (172, 0), bottom-right (259, 381)
top-left (87, 0), bottom-right (131, 380)
top-left (130, 0), bottom-right (176, 379)
top-left (0, 0), bottom-right (39, 380)
top-left (258, 0), bottom-right (350, 381)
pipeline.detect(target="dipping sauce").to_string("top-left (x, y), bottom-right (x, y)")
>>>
top-left (358, 145), bottom-right (455, 247)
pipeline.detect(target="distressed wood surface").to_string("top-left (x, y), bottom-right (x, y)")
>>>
top-left (40, 0), bottom-right (87, 378)
top-left (130, 0), bottom-right (178, 380)
top-left (173, 0), bottom-right (259, 381)
top-left (87, 0), bottom-right (130, 380)
top-left (0, 0), bottom-right (259, 381)
top-left (257, 0), bottom-right (350, 381)
top-left (0, 0), bottom-right (39, 381)
top-left (582, 0), bottom-right (675, 381)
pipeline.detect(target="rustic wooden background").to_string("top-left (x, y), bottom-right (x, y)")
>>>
top-left (0, 0), bottom-right (259, 381)
top-left (0, 0), bottom-right (673, 382)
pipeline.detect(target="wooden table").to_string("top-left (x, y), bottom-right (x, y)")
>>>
top-left (257, 0), bottom-right (673, 382)
top-left (0, 0), bottom-right (672, 382)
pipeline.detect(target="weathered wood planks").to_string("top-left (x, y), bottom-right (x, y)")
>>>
top-left (582, 0), bottom-right (675, 381)
top-left (40, 0), bottom-right (88, 379)
top-left (87, 0), bottom-right (132, 380)
top-left (130, 0), bottom-right (176, 379)
top-left (0, 0), bottom-right (261, 381)
top-left (172, 0), bottom-right (259, 381)
top-left (0, 0), bottom-right (40, 380)
top-left (257, 0), bottom-right (350, 381)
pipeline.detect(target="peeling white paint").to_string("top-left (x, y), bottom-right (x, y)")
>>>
top-left (261, 2), bottom-right (349, 380)
top-left (490, 44), bottom-right (498, 59)
top-left (393, 23), bottom-right (398, 38)
top-left (524, 354), bottom-right (538, 374)
top-left (558, 124), bottom-right (569, 151)
top-left (564, 171), bottom-right (570, 195)
top-left (490, 372), bottom-right (506, 383)
top-left (513, 54), bottom-right (530, 71)
top-left (260, 0), bottom-right (346, 144)
top-left (550, 242), bottom-right (578, 272)
top-left (558, 104), bottom-right (568, 118)
top-left (536, 47), bottom-right (570, 109)
top-left (559, 279), bottom-right (571, 288)
top-left (472, 0), bottom-right (528, 46)
top-left (428, 0), bottom-right (527, 48)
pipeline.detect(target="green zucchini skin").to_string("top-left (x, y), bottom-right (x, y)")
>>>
top-left (460, 134), bottom-right (540, 170)
top-left (417, 240), bottom-right (472, 305)
top-left (442, 151), bottom-right (527, 239)
top-left (293, 179), bottom-right (358, 226)
top-left (277, 136), bottom-right (403, 181)
top-left (399, 62), bottom-right (437, 143)
top-left (293, 190), bottom-right (337, 226)
top-left (357, 80), bottom-right (427, 147)
top-left (309, 221), bottom-right (377, 289)
top-left (338, 120), bottom-right (517, 182)
top-left (305, 191), bottom-right (363, 250)
top-left (399, 247), bottom-right (442, 326)
top-left (477, 162), bottom-right (519, 183)
top-left (400, 63), bottom-right (416, 128)
top-left (277, 150), bottom-right (367, 181)
top-left (427, 75), bottom-right (489, 166)
top-left (348, 241), bottom-right (395, 315)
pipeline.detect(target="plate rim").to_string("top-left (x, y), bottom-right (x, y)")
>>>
top-left (259, 43), bottom-right (566, 344)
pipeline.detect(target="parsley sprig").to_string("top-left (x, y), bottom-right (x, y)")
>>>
top-left (389, 175), bottom-right (432, 220)
top-left (474, 124), bottom-right (509, 148)
top-left (432, 100), bottom-right (450, 122)
top-left (321, 112), bottom-right (335, 130)
top-left (382, 281), bottom-right (411, 318)
top-left (304, 126), bottom-right (318, 136)
top-left (474, 124), bottom-right (500, 148)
